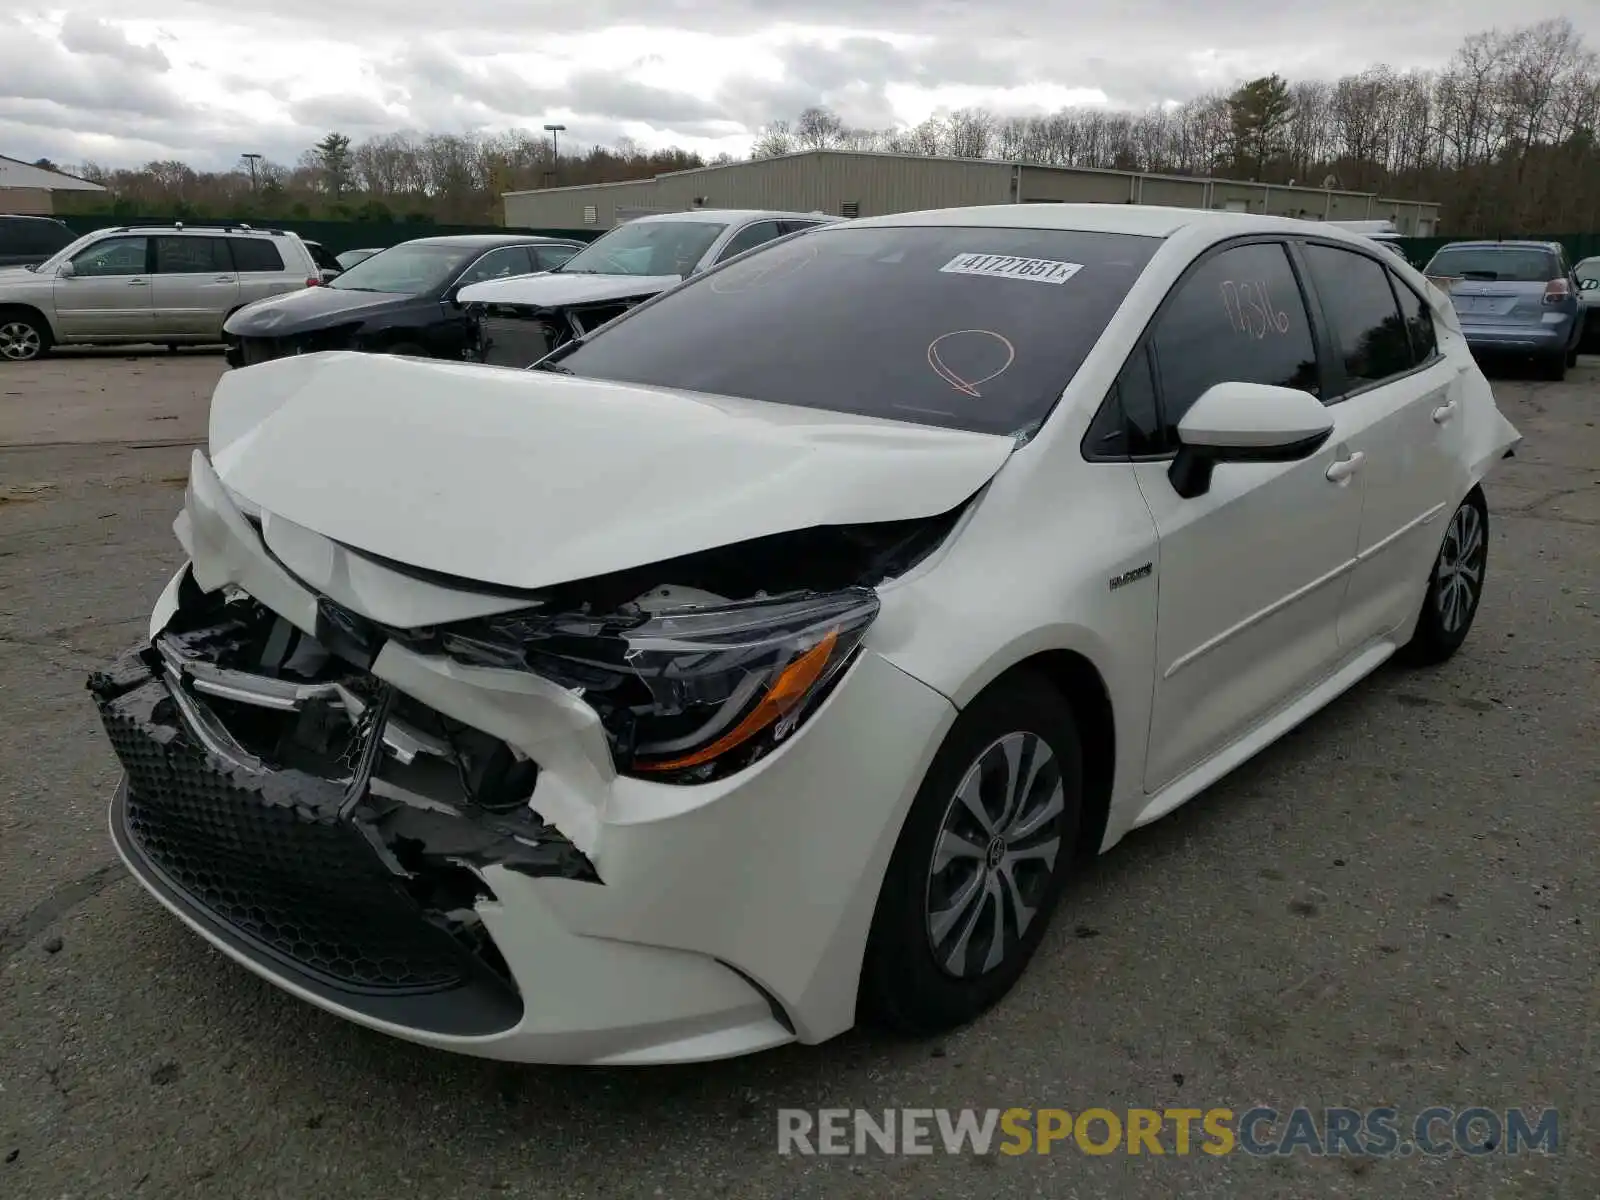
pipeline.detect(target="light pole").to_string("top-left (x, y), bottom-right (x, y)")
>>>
top-left (241, 153), bottom-right (263, 191)
top-left (543, 124), bottom-right (566, 186)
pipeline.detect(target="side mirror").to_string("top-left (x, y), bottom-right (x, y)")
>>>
top-left (57, 260), bottom-right (76, 279)
top-left (1169, 382), bottom-right (1334, 499)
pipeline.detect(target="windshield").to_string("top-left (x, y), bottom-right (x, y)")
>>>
top-left (558, 219), bottom-right (728, 278)
top-left (1422, 246), bottom-right (1558, 283)
top-left (553, 224), bottom-right (1161, 436)
top-left (329, 243), bottom-right (476, 293)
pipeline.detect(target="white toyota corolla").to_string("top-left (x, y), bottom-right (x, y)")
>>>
top-left (90, 204), bottom-right (1519, 1065)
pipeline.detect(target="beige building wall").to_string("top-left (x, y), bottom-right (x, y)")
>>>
top-left (0, 187), bottom-right (54, 215)
top-left (503, 151), bottom-right (1440, 237)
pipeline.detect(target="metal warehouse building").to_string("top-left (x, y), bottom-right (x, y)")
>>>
top-left (504, 149), bottom-right (1441, 235)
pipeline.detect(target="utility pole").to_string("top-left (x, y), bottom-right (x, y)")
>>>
top-left (241, 152), bottom-right (263, 191)
top-left (543, 124), bottom-right (566, 187)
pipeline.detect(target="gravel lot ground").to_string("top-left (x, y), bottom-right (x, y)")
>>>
top-left (1, 348), bottom-right (1596, 1199)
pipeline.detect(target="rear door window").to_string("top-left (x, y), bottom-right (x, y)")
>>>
top-left (1300, 243), bottom-right (1415, 391)
top-left (1148, 240), bottom-right (1320, 438)
top-left (556, 224), bottom-right (1162, 436)
top-left (155, 236), bottom-right (231, 273)
top-left (715, 221), bottom-right (785, 263)
top-left (456, 246), bottom-right (534, 286)
top-left (228, 238), bottom-right (286, 272)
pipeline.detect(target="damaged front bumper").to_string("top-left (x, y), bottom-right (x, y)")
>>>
top-left (89, 452), bottom-right (959, 1064)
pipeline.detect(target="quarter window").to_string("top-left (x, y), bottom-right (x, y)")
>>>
top-left (228, 238), bottom-right (286, 272)
top-left (1391, 275), bottom-right (1439, 366)
top-left (1150, 241), bottom-right (1319, 439)
top-left (1301, 243), bottom-right (1414, 390)
top-left (1085, 346), bottom-right (1164, 460)
top-left (70, 236), bottom-right (148, 277)
top-left (534, 244), bottom-right (578, 270)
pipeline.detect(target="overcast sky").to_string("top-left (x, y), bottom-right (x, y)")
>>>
top-left (4, 3), bottom-right (1597, 171)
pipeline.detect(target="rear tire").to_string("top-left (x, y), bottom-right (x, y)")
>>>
top-left (858, 670), bottom-right (1083, 1036)
top-left (1400, 487), bottom-right (1489, 666)
top-left (0, 308), bottom-right (51, 362)
top-left (384, 342), bottom-right (429, 358)
top-left (1538, 352), bottom-right (1566, 381)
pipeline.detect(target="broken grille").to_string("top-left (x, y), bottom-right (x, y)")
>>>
top-left (101, 677), bottom-right (480, 995)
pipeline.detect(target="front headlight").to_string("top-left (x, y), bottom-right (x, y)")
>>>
top-left (413, 588), bottom-right (879, 782)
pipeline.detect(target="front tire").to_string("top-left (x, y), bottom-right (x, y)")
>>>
top-left (384, 342), bottom-right (430, 358)
top-left (1401, 487), bottom-right (1489, 666)
top-left (0, 309), bottom-right (51, 362)
top-left (858, 670), bottom-right (1082, 1035)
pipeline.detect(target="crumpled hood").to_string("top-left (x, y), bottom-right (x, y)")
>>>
top-left (207, 352), bottom-right (1015, 591)
top-left (223, 286), bottom-right (417, 337)
top-left (457, 272), bottom-right (681, 309)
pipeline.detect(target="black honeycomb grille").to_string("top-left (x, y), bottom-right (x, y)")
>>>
top-left (101, 685), bottom-right (474, 996)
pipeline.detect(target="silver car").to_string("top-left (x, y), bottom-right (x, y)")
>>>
top-left (1421, 240), bottom-right (1585, 381)
top-left (0, 224), bottom-right (322, 361)
top-left (458, 209), bottom-right (842, 365)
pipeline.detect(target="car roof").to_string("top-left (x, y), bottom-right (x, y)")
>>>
top-left (0, 214), bottom-right (68, 224)
top-left (404, 234), bottom-right (581, 247)
top-left (626, 209), bottom-right (842, 225)
top-left (842, 203), bottom-right (1377, 239)
top-left (1432, 240), bottom-right (1560, 252)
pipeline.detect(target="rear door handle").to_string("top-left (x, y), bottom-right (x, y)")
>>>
top-left (1432, 399), bottom-right (1458, 424)
top-left (127, 278), bottom-right (148, 286)
top-left (1326, 451), bottom-right (1365, 483)
top-left (214, 275), bottom-right (236, 283)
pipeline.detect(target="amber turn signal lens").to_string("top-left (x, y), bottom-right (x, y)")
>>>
top-left (633, 630), bottom-right (840, 772)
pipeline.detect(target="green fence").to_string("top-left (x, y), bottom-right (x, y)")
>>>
top-left (57, 216), bottom-right (601, 254)
top-left (1395, 233), bottom-right (1600, 268)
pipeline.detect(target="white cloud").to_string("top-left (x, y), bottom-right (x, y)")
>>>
top-left (1, 3), bottom-right (1596, 169)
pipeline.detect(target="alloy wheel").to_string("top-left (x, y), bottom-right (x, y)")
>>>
top-left (1436, 501), bottom-right (1485, 634)
top-left (0, 321), bottom-right (42, 361)
top-left (924, 731), bottom-right (1065, 978)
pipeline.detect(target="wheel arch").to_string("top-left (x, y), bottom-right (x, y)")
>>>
top-left (0, 301), bottom-right (58, 343)
top-left (906, 629), bottom-right (1119, 857)
top-left (978, 649), bottom-right (1117, 864)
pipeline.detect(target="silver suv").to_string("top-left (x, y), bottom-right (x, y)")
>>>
top-left (0, 223), bottom-right (322, 361)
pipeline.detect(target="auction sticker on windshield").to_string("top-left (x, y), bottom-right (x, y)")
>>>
top-left (940, 253), bottom-right (1084, 285)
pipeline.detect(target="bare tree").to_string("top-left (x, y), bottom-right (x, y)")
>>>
top-left (49, 21), bottom-right (1600, 235)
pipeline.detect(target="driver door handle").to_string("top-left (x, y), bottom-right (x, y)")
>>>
top-left (127, 278), bottom-right (149, 286)
top-left (1326, 451), bottom-right (1365, 483)
top-left (1432, 399), bottom-right (1458, 424)
top-left (214, 275), bottom-right (236, 283)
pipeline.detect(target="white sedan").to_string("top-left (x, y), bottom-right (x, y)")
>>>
top-left (91, 204), bottom-right (1519, 1065)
